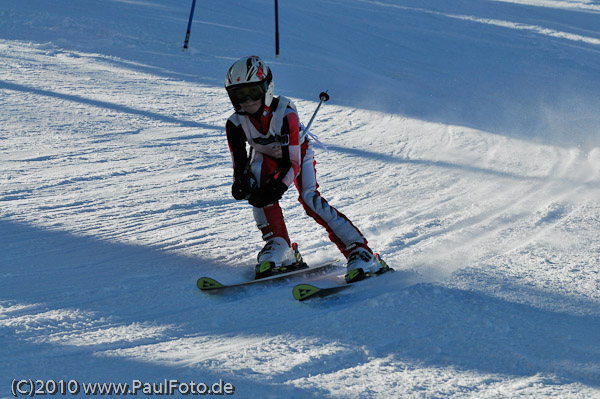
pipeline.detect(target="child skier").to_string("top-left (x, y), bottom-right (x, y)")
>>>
top-left (224, 55), bottom-right (387, 282)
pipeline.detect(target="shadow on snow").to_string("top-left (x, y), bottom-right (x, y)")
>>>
top-left (1, 219), bottom-right (599, 396)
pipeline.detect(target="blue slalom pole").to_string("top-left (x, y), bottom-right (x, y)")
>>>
top-left (183, 0), bottom-right (198, 50)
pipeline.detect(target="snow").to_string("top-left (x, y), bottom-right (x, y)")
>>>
top-left (1, 0), bottom-right (599, 397)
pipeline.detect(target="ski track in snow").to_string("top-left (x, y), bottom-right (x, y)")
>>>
top-left (2, 0), bottom-right (600, 398)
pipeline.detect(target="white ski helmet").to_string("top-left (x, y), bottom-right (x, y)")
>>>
top-left (225, 55), bottom-right (274, 110)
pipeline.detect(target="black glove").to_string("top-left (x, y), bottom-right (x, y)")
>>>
top-left (231, 170), bottom-right (257, 200)
top-left (248, 179), bottom-right (288, 208)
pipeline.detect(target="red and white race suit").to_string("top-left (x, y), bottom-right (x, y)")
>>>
top-left (225, 96), bottom-right (369, 257)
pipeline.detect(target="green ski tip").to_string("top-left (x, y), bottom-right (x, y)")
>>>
top-left (292, 284), bottom-right (321, 301)
top-left (196, 277), bottom-right (225, 290)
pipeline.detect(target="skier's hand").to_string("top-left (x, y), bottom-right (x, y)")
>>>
top-left (248, 180), bottom-right (287, 208)
top-left (231, 179), bottom-right (247, 200)
top-left (231, 170), bottom-right (257, 200)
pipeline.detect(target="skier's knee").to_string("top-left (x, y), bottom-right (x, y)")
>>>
top-left (300, 190), bottom-right (318, 210)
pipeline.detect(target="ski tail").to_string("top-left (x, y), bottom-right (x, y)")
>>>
top-left (197, 277), bottom-right (225, 291)
top-left (292, 283), bottom-right (349, 301)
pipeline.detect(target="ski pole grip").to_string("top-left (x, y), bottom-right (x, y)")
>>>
top-left (319, 91), bottom-right (330, 102)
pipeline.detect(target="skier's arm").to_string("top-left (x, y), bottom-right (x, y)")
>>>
top-left (247, 108), bottom-right (301, 208)
top-left (225, 119), bottom-right (249, 180)
top-left (227, 119), bottom-right (256, 201)
top-left (276, 109), bottom-right (301, 187)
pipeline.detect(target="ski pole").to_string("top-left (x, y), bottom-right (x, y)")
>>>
top-left (303, 91), bottom-right (330, 152)
top-left (304, 91), bottom-right (330, 134)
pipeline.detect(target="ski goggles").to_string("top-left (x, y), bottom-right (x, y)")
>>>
top-left (227, 83), bottom-right (265, 105)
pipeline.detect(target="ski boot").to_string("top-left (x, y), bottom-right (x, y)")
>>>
top-left (255, 238), bottom-right (307, 279)
top-left (345, 246), bottom-right (393, 283)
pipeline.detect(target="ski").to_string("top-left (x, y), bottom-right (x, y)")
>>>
top-left (292, 282), bottom-right (351, 301)
top-left (197, 259), bottom-right (341, 292)
top-left (292, 265), bottom-right (394, 301)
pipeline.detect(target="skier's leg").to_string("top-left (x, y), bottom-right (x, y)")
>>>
top-left (295, 145), bottom-right (367, 256)
top-left (250, 152), bottom-right (290, 244)
top-left (295, 143), bottom-right (384, 280)
top-left (250, 152), bottom-right (294, 268)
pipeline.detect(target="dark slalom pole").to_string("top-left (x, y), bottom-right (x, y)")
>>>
top-left (275, 0), bottom-right (280, 57)
top-left (183, 0), bottom-right (198, 51)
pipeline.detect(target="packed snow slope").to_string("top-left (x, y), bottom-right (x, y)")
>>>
top-left (2, 0), bottom-right (600, 397)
